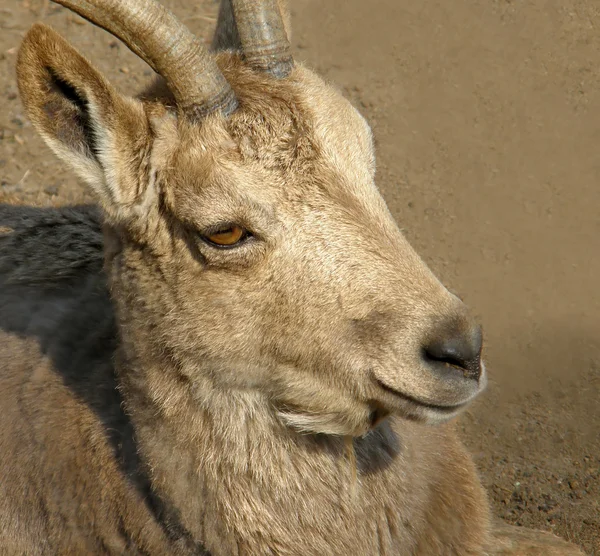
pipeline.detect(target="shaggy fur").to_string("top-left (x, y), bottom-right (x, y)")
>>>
top-left (0, 1), bottom-right (584, 554)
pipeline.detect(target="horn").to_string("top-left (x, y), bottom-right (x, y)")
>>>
top-left (213, 0), bottom-right (294, 78)
top-left (52, 0), bottom-right (237, 118)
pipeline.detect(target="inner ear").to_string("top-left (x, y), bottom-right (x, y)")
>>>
top-left (17, 24), bottom-right (156, 218)
top-left (44, 68), bottom-right (99, 162)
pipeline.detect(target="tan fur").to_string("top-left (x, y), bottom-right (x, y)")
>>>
top-left (0, 3), bottom-right (584, 554)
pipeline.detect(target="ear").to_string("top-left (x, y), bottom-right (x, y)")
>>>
top-left (212, 0), bottom-right (292, 51)
top-left (17, 24), bottom-right (156, 221)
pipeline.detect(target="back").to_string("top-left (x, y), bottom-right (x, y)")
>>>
top-left (0, 205), bottom-right (176, 553)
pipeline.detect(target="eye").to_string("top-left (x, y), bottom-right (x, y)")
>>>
top-left (202, 225), bottom-right (249, 248)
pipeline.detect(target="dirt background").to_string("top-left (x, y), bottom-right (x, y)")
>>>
top-left (1, 0), bottom-right (598, 553)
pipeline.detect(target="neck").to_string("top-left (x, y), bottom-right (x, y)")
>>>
top-left (116, 345), bottom-right (424, 555)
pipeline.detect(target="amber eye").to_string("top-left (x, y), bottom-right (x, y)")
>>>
top-left (203, 225), bottom-right (248, 248)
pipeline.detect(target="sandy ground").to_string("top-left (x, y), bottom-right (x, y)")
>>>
top-left (1, 0), bottom-right (598, 553)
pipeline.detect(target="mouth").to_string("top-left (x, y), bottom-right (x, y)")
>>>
top-left (375, 379), bottom-right (470, 416)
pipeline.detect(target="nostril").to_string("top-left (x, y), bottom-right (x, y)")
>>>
top-left (423, 324), bottom-right (483, 381)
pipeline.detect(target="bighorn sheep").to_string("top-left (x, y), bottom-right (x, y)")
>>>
top-left (0, 0), bottom-right (584, 554)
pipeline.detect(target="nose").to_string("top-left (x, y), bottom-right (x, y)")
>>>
top-left (423, 321), bottom-right (483, 381)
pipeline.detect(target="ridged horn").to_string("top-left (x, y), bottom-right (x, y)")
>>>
top-left (52, 0), bottom-right (237, 118)
top-left (213, 0), bottom-right (294, 78)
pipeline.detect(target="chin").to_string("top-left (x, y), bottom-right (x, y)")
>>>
top-left (277, 406), bottom-right (374, 437)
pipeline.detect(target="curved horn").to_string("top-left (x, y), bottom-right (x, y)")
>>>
top-left (52, 0), bottom-right (237, 118)
top-left (214, 0), bottom-right (294, 78)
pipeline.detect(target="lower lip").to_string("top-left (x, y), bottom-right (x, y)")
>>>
top-left (375, 379), bottom-right (467, 414)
